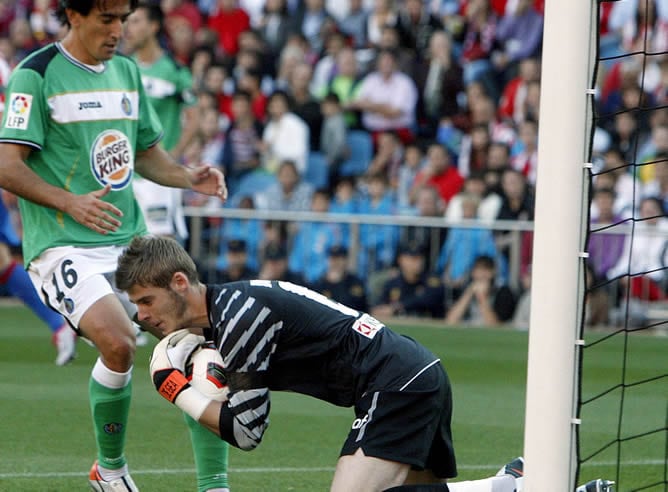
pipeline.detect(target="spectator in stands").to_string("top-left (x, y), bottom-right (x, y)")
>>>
top-left (458, 0), bottom-right (498, 94)
top-left (642, 155), bottom-right (668, 212)
top-left (458, 123), bottom-right (491, 179)
top-left (400, 184), bottom-right (447, 273)
top-left (207, 0), bottom-right (251, 60)
top-left (329, 176), bottom-right (359, 249)
top-left (162, 0), bottom-right (203, 33)
top-left (497, 57), bottom-right (541, 125)
top-left (348, 48), bottom-right (418, 144)
top-left (311, 245), bottom-right (368, 312)
top-left (492, 0), bottom-right (544, 87)
top-left (256, 159), bottom-right (314, 211)
top-left (484, 141), bottom-right (512, 194)
top-left (496, 168), bottom-right (534, 222)
top-left (445, 255), bottom-right (517, 326)
top-left (366, 130), bottom-right (404, 188)
top-left (511, 118), bottom-right (539, 185)
top-left (438, 192), bottom-right (499, 301)
top-left (592, 148), bottom-right (636, 217)
top-left (258, 241), bottom-right (305, 283)
top-left (236, 68), bottom-right (268, 122)
top-left (325, 47), bottom-right (363, 127)
top-left (357, 173), bottom-right (399, 277)
top-left (410, 143), bottom-right (464, 206)
top-left (446, 172), bottom-right (502, 223)
top-left (221, 90), bottom-right (264, 193)
top-left (609, 111), bottom-right (642, 165)
top-left (607, 196), bottom-right (668, 302)
top-left (218, 194), bottom-right (263, 271)
top-left (397, 0), bottom-right (444, 57)
top-left (214, 239), bottom-right (258, 283)
top-left (311, 30), bottom-right (347, 98)
top-left (202, 62), bottom-right (232, 116)
top-left (288, 62), bottom-right (323, 151)
top-left (397, 142), bottom-right (425, 213)
top-left (199, 105), bottom-right (225, 167)
top-left (366, 0), bottom-right (399, 48)
top-left (371, 241), bottom-right (446, 319)
top-left (412, 30), bottom-right (464, 138)
top-left (340, 0), bottom-right (368, 49)
top-left (587, 187), bottom-right (626, 282)
top-left (260, 90), bottom-right (310, 174)
top-left (288, 189), bottom-right (340, 283)
top-left (291, 0), bottom-right (335, 54)
top-left (320, 93), bottom-right (349, 186)
top-left (256, 0), bottom-right (291, 59)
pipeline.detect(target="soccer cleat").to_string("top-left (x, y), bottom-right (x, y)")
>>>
top-left (576, 479), bottom-right (615, 492)
top-left (53, 323), bottom-right (77, 366)
top-left (497, 456), bottom-right (524, 478)
top-left (89, 461), bottom-right (139, 491)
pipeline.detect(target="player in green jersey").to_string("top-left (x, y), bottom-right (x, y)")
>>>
top-left (123, 4), bottom-right (230, 492)
top-left (0, 1), bottom-right (226, 491)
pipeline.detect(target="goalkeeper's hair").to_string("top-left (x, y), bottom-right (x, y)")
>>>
top-left (56, 0), bottom-right (140, 26)
top-left (116, 236), bottom-right (200, 291)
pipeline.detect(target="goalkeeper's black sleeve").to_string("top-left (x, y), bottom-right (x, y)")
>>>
top-left (218, 388), bottom-right (270, 451)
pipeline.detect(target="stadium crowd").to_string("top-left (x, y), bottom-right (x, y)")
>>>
top-left (1, 0), bottom-right (667, 328)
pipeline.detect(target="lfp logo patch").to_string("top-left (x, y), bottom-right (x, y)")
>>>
top-left (90, 129), bottom-right (134, 190)
top-left (5, 92), bottom-right (32, 130)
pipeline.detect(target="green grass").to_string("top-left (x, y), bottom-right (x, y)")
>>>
top-left (0, 306), bottom-right (665, 491)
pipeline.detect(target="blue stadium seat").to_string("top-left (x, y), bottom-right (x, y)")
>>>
top-left (228, 170), bottom-right (277, 207)
top-left (305, 151), bottom-right (329, 189)
top-left (340, 130), bottom-right (373, 176)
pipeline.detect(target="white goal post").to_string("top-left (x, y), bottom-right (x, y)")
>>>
top-left (522, 0), bottom-right (597, 490)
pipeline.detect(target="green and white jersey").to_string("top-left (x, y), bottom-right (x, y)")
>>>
top-left (134, 53), bottom-right (194, 152)
top-left (0, 42), bottom-right (163, 265)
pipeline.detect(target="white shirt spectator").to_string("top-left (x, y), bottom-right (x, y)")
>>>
top-left (355, 70), bottom-right (418, 131)
top-left (262, 112), bottom-right (310, 174)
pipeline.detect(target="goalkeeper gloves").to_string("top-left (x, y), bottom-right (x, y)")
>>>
top-left (149, 330), bottom-right (212, 420)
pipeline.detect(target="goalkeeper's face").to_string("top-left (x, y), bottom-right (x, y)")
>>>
top-left (129, 283), bottom-right (190, 336)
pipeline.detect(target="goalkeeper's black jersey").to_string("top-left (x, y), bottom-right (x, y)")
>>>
top-left (206, 280), bottom-right (439, 407)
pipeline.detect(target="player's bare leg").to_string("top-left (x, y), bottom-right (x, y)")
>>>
top-left (331, 447), bottom-right (410, 492)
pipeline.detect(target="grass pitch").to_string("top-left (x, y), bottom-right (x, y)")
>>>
top-left (0, 305), bottom-right (665, 491)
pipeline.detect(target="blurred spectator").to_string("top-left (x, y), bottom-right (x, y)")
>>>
top-left (446, 172), bottom-right (502, 223)
top-left (511, 263), bottom-right (532, 330)
top-left (214, 239), bottom-right (259, 283)
top-left (371, 241), bottom-right (445, 319)
top-left (274, 34), bottom-right (310, 89)
top-left (324, 47), bottom-right (363, 127)
top-left (199, 105), bottom-right (226, 167)
top-left (256, 159), bottom-right (314, 211)
top-left (410, 143), bottom-right (464, 206)
top-left (218, 195), bottom-right (263, 271)
top-left (367, 130), bottom-right (404, 188)
top-left (437, 192), bottom-right (499, 299)
top-left (511, 118), bottom-right (539, 185)
top-left (497, 57), bottom-right (541, 125)
top-left (329, 176), bottom-right (360, 249)
top-left (357, 173), bottom-right (399, 277)
top-left (163, 7), bottom-right (199, 65)
top-left (311, 30), bottom-right (348, 98)
top-left (162, 0), bottom-right (203, 33)
top-left (348, 48), bottom-right (418, 143)
top-left (288, 62), bottom-right (323, 151)
top-left (483, 141), bottom-right (512, 193)
top-left (399, 184), bottom-right (447, 272)
top-left (366, 0), bottom-right (399, 48)
top-left (221, 90), bottom-right (264, 192)
top-left (609, 111), bottom-right (642, 165)
top-left (258, 242), bottom-right (305, 283)
top-left (8, 17), bottom-right (40, 60)
top-left (190, 46), bottom-right (215, 91)
top-left (236, 68), bottom-right (268, 122)
top-left (202, 62), bottom-right (232, 115)
top-left (445, 255), bottom-right (516, 326)
top-left (340, 0), bottom-right (368, 49)
top-left (291, 0), bottom-right (335, 54)
top-left (492, 0), bottom-right (544, 87)
top-left (207, 0), bottom-right (251, 59)
top-left (458, 0), bottom-right (498, 92)
top-left (320, 93), bottom-right (349, 185)
top-left (642, 156), bottom-right (668, 212)
top-left (412, 30), bottom-right (464, 138)
top-left (397, 142), bottom-right (425, 212)
top-left (311, 245), bottom-right (368, 312)
top-left (607, 196), bottom-right (668, 302)
top-left (591, 148), bottom-right (636, 217)
top-left (458, 123), bottom-right (491, 178)
top-left (257, 0), bottom-right (292, 58)
top-left (260, 90), bottom-right (309, 174)
top-left (397, 0), bottom-right (443, 57)
top-left (288, 189), bottom-right (341, 283)
top-left (608, 0), bottom-right (668, 54)
top-left (496, 168), bottom-right (534, 222)
top-left (587, 187), bottom-right (626, 282)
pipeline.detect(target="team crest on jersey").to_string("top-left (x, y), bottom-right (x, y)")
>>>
top-left (90, 130), bottom-right (134, 190)
top-left (352, 313), bottom-right (384, 339)
top-left (4, 92), bottom-right (32, 130)
top-left (121, 93), bottom-right (132, 116)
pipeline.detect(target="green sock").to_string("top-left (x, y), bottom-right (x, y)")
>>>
top-left (184, 413), bottom-right (229, 492)
top-left (89, 378), bottom-right (131, 470)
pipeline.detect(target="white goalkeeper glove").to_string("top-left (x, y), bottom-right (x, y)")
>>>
top-left (150, 330), bottom-right (212, 420)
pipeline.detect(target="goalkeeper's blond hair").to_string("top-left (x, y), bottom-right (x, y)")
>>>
top-left (116, 235), bottom-right (200, 291)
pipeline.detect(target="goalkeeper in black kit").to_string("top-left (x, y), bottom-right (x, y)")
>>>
top-left (115, 236), bottom-right (612, 492)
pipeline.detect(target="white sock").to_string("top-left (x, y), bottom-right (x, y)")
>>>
top-left (91, 357), bottom-right (132, 389)
top-left (97, 462), bottom-right (129, 481)
top-left (448, 475), bottom-right (517, 492)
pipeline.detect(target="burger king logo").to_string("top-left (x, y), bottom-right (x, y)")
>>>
top-left (90, 130), bottom-right (134, 190)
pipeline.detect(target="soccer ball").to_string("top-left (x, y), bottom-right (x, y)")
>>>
top-left (185, 344), bottom-right (229, 402)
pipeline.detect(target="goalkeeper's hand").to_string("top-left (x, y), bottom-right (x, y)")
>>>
top-left (149, 330), bottom-right (212, 420)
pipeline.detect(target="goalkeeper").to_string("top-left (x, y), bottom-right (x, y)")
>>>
top-left (117, 235), bottom-right (526, 492)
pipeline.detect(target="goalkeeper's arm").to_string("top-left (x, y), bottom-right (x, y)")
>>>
top-left (196, 388), bottom-right (270, 451)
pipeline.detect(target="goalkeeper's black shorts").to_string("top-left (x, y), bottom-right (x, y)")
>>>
top-left (339, 361), bottom-right (457, 479)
